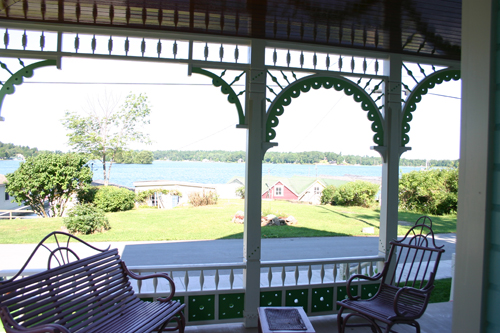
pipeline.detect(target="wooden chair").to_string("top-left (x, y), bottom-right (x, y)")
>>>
top-left (336, 216), bottom-right (445, 333)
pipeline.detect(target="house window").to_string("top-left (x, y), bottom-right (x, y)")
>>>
top-left (4, 192), bottom-right (9, 201)
top-left (314, 186), bottom-right (321, 195)
top-left (275, 186), bottom-right (283, 196)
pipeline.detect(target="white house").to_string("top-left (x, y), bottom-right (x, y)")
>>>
top-left (0, 174), bottom-right (25, 211)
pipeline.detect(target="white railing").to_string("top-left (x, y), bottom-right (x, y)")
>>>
top-left (0, 255), bottom-right (384, 326)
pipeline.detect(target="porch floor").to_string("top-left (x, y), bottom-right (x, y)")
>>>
top-left (184, 301), bottom-right (453, 332)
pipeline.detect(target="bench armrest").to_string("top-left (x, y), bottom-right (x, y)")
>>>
top-left (345, 272), bottom-right (382, 300)
top-left (120, 261), bottom-right (177, 302)
top-left (1, 306), bottom-right (69, 333)
top-left (392, 285), bottom-right (433, 319)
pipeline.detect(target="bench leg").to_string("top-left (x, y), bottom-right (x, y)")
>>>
top-left (158, 312), bottom-right (186, 333)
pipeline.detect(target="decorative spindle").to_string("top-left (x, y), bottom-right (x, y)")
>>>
top-left (234, 46), bottom-right (239, 63)
top-left (286, 50), bottom-right (291, 67)
top-left (184, 271), bottom-right (189, 292)
top-left (126, 6), bottom-right (131, 24)
top-left (124, 37), bottom-right (129, 55)
top-left (418, 63), bottom-right (426, 77)
top-left (153, 276), bottom-right (158, 293)
top-left (4, 29), bottom-right (9, 49)
top-left (326, 54), bottom-right (330, 70)
top-left (141, 38), bottom-right (146, 56)
top-left (91, 35), bottom-right (97, 54)
top-left (312, 53), bottom-right (317, 69)
top-left (295, 266), bottom-right (299, 285)
top-left (273, 48), bottom-right (277, 66)
top-left (109, 5), bottom-right (114, 24)
top-left (215, 270), bottom-right (219, 290)
top-left (74, 34), bottom-right (79, 52)
top-left (174, 8), bottom-right (179, 27)
top-left (375, 60), bottom-right (379, 74)
top-left (281, 267), bottom-right (286, 286)
top-left (142, 7), bottom-right (147, 25)
top-left (173, 40), bottom-right (178, 59)
top-left (229, 269), bottom-right (234, 289)
top-left (137, 276), bottom-right (142, 293)
top-left (157, 39), bottom-right (162, 57)
top-left (280, 71), bottom-right (290, 85)
top-left (307, 265), bottom-right (312, 284)
top-left (75, 2), bottom-right (80, 22)
top-left (158, 8), bottom-right (163, 26)
top-left (108, 36), bottom-right (113, 55)
top-left (219, 44), bottom-right (224, 62)
top-left (268, 267), bottom-right (273, 287)
top-left (320, 265), bottom-right (325, 283)
top-left (338, 55), bottom-right (343, 71)
top-left (204, 43), bottom-right (209, 60)
top-left (351, 56), bottom-right (355, 72)
top-left (22, 31), bottom-right (27, 50)
top-left (92, 2), bottom-right (97, 24)
top-left (200, 270), bottom-right (205, 291)
top-left (40, 32), bottom-right (45, 51)
top-left (363, 58), bottom-right (367, 74)
top-left (333, 263), bottom-right (337, 282)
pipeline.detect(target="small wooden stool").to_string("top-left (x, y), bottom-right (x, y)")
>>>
top-left (258, 307), bottom-right (315, 333)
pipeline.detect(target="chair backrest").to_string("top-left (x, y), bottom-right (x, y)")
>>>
top-left (382, 216), bottom-right (445, 291)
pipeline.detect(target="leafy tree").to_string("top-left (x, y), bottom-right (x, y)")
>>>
top-left (64, 203), bottom-right (110, 234)
top-left (5, 153), bottom-right (92, 218)
top-left (62, 92), bottom-right (152, 185)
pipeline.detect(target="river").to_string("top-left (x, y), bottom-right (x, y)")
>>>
top-left (0, 160), bottom-right (423, 188)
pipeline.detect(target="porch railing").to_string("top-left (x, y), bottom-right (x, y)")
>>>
top-left (0, 255), bottom-right (384, 326)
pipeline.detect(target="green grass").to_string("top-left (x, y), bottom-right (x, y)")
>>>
top-left (0, 200), bottom-right (456, 244)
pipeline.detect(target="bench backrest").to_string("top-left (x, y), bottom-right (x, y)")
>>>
top-left (382, 216), bottom-right (445, 291)
top-left (0, 248), bottom-right (138, 332)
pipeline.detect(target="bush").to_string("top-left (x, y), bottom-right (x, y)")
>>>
top-left (189, 191), bottom-right (219, 207)
top-left (331, 181), bottom-right (380, 207)
top-left (320, 185), bottom-right (336, 205)
top-left (63, 203), bottom-right (110, 234)
top-left (236, 186), bottom-right (245, 199)
top-left (399, 168), bottom-right (458, 215)
top-left (94, 186), bottom-right (135, 212)
top-left (77, 185), bottom-right (99, 204)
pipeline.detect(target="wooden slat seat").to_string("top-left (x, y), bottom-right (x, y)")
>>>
top-left (0, 232), bottom-right (185, 333)
top-left (336, 216), bottom-right (444, 333)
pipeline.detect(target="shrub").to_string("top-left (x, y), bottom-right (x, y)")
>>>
top-left (320, 185), bottom-right (336, 205)
top-left (189, 191), bottom-right (219, 207)
top-left (94, 186), bottom-right (135, 212)
top-left (63, 203), bottom-right (110, 234)
top-left (236, 186), bottom-right (245, 199)
top-left (77, 185), bottom-right (99, 204)
top-left (399, 168), bottom-right (458, 215)
top-left (331, 181), bottom-right (380, 207)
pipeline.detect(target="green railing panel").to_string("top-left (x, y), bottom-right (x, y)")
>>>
top-left (219, 293), bottom-right (245, 320)
top-left (311, 287), bottom-right (334, 313)
top-left (188, 294), bottom-right (215, 321)
top-left (285, 289), bottom-right (308, 311)
top-left (260, 291), bottom-right (283, 307)
top-left (336, 285), bottom-right (358, 310)
top-left (401, 68), bottom-right (461, 146)
top-left (266, 74), bottom-right (384, 146)
top-left (361, 283), bottom-right (380, 299)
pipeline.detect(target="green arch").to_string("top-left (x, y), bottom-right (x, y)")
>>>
top-left (0, 60), bottom-right (57, 118)
top-left (401, 69), bottom-right (461, 146)
top-left (266, 74), bottom-right (385, 146)
top-left (192, 67), bottom-right (245, 126)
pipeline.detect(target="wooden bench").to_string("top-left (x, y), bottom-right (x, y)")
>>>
top-left (336, 216), bottom-right (445, 333)
top-left (0, 231), bottom-right (185, 333)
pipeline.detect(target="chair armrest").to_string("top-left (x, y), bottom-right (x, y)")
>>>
top-left (120, 261), bottom-right (176, 302)
top-left (1, 306), bottom-right (69, 333)
top-left (345, 272), bottom-right (382, 300)
top-left (392, 286), bottom-right (433, 319)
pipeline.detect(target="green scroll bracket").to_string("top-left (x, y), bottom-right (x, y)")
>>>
top-left (191, 67), bottom-right (245, 126)
top-left (0, 59), bottom-right (58, 121)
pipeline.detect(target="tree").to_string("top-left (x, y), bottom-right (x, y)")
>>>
top-left (5, 153), bottom-right (92, 218)
top-left (62, 92), bottom-right (151, 185)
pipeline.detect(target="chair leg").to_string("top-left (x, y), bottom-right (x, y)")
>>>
top-left (337, 306), bottom-right (345, 333)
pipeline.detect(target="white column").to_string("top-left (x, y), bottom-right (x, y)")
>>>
top-left (378, 55), bottom-right (403, 260)
top-left (243, 39), bottom-right (266, 328)
top-left (452, 0), bottom-right (493, 330)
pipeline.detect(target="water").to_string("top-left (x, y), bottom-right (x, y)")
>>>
top-left (0, 160), bottom-right (423, 188)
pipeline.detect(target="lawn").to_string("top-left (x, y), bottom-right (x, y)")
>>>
top-left (0, 199), bottom-right (456, 244)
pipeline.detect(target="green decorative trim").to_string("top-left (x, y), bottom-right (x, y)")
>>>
top-left (402, 69), bottom-right (461, 146)
top-left (285, 289), bottom-right (308, 311)
top-left (0, 60), bottom-right (57, 114)
top-left (266, 75), bottom-right (384, 146)
top-left (192, 67), bottom-right (245, 126)
top-left (188, 294), bottom-right (215, 321)
top-left (219, 293), bottom-right (245, 319)
top-left (312, 287), bottom-right (334, 313)
top-left (260, 290), bottom-right (283, 307)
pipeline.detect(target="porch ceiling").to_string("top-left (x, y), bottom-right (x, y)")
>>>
top-left (0, 0), bottom-right (461, 60)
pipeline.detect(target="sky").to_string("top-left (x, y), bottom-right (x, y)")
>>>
top-left (0, 55), bottom-right (461, 161)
